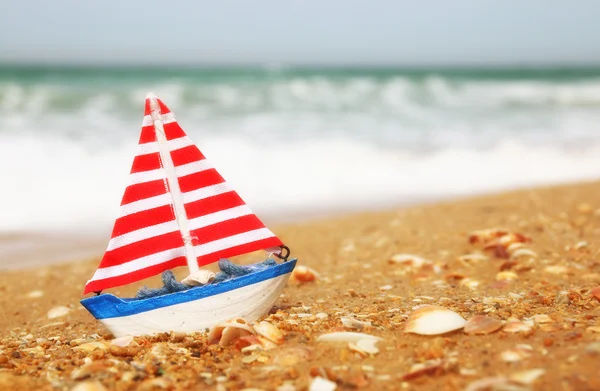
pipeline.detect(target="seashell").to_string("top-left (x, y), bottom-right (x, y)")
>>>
top-left (496, 271), bottom-right (518, 281)
top-left (503, 320), bottom-right (534, 333)
top-left (404, 305), bottom-right (466, 335)
top-left (388, 254), bottom-right (431, 268)
top-left (509, 369), bottom-right (546, 385)
top-left (500, 344), bottom-right (533, 362)
top-left (254, 321), bottom-right (284, 344)
top-left (71, 381), bottom-right (107, 391)
top-left (510, 248), bottom-right (538, 259)
top-left (354, 338), bottom-right (380, 355)
top-left (591, 286), bottom-right (600, 301)
top-left (401, 359), bottom-right (446, 381)
top-left (586, 326), bottom-right (600, 333)
top-left (574, 240), bottom-right (588, 250)
top-left (316, 312), bottom-right (329, 319)
top-left (506, 242), bottom-right (526, 254)
top-left (459, 278), bottom-right (480, 289)
top-left (457, 253), bottom-right (488, 264)
top-left (26, 290), bottom-right (44, 298)
top-left (309, 376), bottom-right (337, 391)
top-left (341, 316), bottom-right (371, 330)
top-left (181, 270), bottom-right (216, 286)
top-left (48, 306), bottom-right (70, 319)
top-left (464, 315), bottom-right (504, 335)
top-left (468, 228), bottom-right (509, 245)
top-left (531, 314), bottom-right (553, 324)
top-left (110, 335), bottom-right (134, 347)
top-left (586, 342), bottom-right (600, 355)
top-left (273, 346), bottom-right (313, 366)
top-left (465, 377), bottom-right (528, 391)
top-left (544, 265), bottom-right (569, 274)
top-left (290, 265), bottom-right (319, 283)
top-left (317, 332), bottom-right (382, 344)
top-left (208, 317), bottom-right (256, 346)
top-left (73, 342), bottom-right (108, 352)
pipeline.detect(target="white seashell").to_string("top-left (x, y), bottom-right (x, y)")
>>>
top-left (389, 254), bottom-right (431, 268)
top-left (341, 316), bottom-right (371, 330)
top-left (506, 242), bottom-right (526, 254)
top-left (26, 290), bottom-right (44, 298)
top-left (464, 377), bottom-right (528, 391)
top-left (254, 321), bottom-right (284, 344)
top-left (47, 306), bottom-right (70, 319)
top-left (355, 338), bottom-right (380, 355)
top-left (71, 381), bottom-right (107, 391)
top-left (457, 253), bottom-right (489, 264)
top-left (317, 332), bottom-right (382, 344)
top-left (309, 376), bottom-right (337, 391)
top-left (404, 305), bottom-right (466, 335)
top-left (500, 345), bottom-right (533, 362)
top-left (110, 335), bottom-right (134, 347)
top-left (503, 320), bottom-right (534, 333)
top-left (509, 368), bottom-right (546, 385)
top-left (496, 271), bottom-right (518, 281)
top-left (544, 265), bottom-right (569, 274)
top-left (181, 270), bottom-right (216, 286)
top-left (207, 317), bottom-right (256, 346)
top-left (510, 248), bottom-right (538, 259)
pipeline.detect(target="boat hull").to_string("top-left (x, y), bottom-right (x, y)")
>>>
top-left (81, 259), bottom-right (296, 337)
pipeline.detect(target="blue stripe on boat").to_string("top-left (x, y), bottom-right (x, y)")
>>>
top-left (81, 259), bottom-right (297, 320)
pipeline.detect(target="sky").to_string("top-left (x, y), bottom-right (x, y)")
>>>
top-left (1, 0), bottom-right (600, 66)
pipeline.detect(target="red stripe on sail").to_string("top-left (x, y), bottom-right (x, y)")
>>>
top-left (178, 169), bottom-right (224, 193)
top-left (138, 126), bottom-right (156, 144)
top-left (190, 214), bottom-right (267, 245)
top-left (130, 152), bottom-right (162, 174)
top-left (99, 231), bottom-right (185, 268)
top-left (184, 191), bottom-right (244, 220)
top-left (163, 122), bottom-right (186, 141)
top-left (121, 180), bottom-right (168, 206)
top-left (171, 145), bottom-right (206, 167)
top-left (196, 237), bottom-right (283, 267)
top-left (83, 256), bottom-right (187, 294)
top-left (111, 205), bottom-right (175, 237)
top-left (157, 99), bottom-right (171, 114)
top-left (144, 99), bottom-right (151, 116)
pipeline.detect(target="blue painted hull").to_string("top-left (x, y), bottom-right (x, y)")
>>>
top-left (80, 260), bottom-right (297, 336)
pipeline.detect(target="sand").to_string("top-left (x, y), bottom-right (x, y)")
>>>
top-left (1, 181), bottom-right (599, 391)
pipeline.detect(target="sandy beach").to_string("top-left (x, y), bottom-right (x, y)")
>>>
top-left (1, 181), bottom-right (599, 391)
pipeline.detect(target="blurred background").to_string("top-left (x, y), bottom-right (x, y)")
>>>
top-left (1, 0), bottom-right (600, 239)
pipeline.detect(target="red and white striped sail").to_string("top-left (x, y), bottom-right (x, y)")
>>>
top-left (83, 94), bottom-right (283, 294)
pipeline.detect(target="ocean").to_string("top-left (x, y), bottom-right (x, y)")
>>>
top-left (2, 65), bottom-right (600, 234)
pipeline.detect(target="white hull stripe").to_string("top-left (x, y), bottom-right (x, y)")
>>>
top-left (89, 247), bottom-right (186, 282)
top-left (119, 183), bottom-right (233, 217)
top-left (194, 228), bottom-right (275, 256)
top-left (188, 205), bottom-right (253, 231)
top-left (107, 220), bottom-right (180, 251)
top-left (142, 113), bottom-right (176, 127)
top-left (137, 137), bottom-right (193, 157)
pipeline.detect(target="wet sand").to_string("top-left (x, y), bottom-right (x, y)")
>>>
top-left (1, 181), bottom-right (599, 390)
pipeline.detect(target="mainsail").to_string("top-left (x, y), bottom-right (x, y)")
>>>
top-left (83, 94), bottom-right (283, 294)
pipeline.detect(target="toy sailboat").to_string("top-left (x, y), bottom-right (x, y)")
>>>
top-left (80, 93), bottom-right (297, 338)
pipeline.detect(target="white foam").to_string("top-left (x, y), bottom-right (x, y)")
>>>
top-left (2, 132), bottom-right (600, 234)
